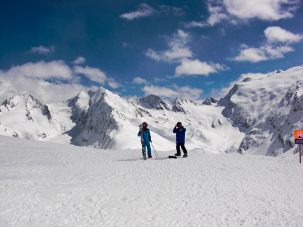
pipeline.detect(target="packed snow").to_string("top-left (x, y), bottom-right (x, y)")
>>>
top-left (1, 135), bottom-right (303, 227)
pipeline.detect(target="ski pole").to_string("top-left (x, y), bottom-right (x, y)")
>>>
top-left (151, 142), bottom-right (160, 159)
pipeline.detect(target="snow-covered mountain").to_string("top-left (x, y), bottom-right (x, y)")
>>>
top-left (1, 65), bottom-right (303, 156)
top-left (218, 66), bottom-right (303, 156)
top-left (0, 93), bottom-right (65, 140)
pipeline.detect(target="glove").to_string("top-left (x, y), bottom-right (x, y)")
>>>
top-left (149, 139), bottom-right (152, 142)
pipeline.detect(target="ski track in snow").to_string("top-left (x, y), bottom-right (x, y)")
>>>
top-left (1, 136), bottom-right (303, 227)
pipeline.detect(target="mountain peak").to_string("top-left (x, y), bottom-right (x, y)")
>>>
top-left (172, 97), bottom-right (196, 113)
top-left (136, 94), bottom-right (172, 110)
top-left (1, 92), bottom-right (43, 111)
top-left (202, 97), bottom-right (218, 105)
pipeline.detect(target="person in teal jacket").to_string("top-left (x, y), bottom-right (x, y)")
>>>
top-left (138, 122), bottom-right (152, 159)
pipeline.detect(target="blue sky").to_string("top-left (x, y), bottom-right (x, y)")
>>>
top-left (0, 0), bottom-right (303, 103)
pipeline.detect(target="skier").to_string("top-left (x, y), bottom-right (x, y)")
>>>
top-left (173, 122), bottom-right (188, 157)
top-left (138, 122), bottom-right (152, 159)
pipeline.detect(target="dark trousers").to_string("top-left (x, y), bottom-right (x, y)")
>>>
top-left (176, 143), bottom-right (187, 154)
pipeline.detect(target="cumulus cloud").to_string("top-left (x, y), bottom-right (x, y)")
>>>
top-left (264, 26), bottom-right (303, 43)
top-left (233, 46), bottom-right (269, 63)
top-left (146, 29), bottom-right (226, 77)
top-left (185, 0), bottom-right (300, 28)
top-left (142, 85), bottom-right (178, 98)
top-left (108, 80), bottom-right (121, 89)
top-left (146, 29), bottom-right (192, 62)
top-left (175, 59), bottom-right (217, 76)
top-left (30, 46), bottom-right (55, 54)
top-left (106, 78), bottom-right (121, 89)
top-left (120, 4), bottom-right (156, 20)
top-left (142, 84), bottom-right (203, 100)
top-left (73, 66), bottom-right (107, 84)
top-left (177, 85), bottom-right (204, 100)
top-left (233, 26), bottom-right (302, 63)
top-left (223, 0), bottom-right (299, 21)
top-left (0, 61), bottom-right (121, 103)
top-left (71, 56), bottom-right (86, 65)
top-left (0, 66), bottom-right (97, 104)
top-left (133, 77), bottom-right (148, 85)
top-left (0, 60), bottom-right (72, 80)
top-left (73, 65), bottom-right (120, 88)
top-left (207, 4), bottom-right (229, 26)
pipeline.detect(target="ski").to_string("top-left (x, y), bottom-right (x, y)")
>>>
top-left (168, 156), bottom-right (177, 158)
top-left (168, 155), bottom-right (188, 159)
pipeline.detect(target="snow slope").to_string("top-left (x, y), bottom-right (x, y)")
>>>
top-left (1, 135), bottom-right (303, 227)
top-left (219, 66), bottom-right (303, 156)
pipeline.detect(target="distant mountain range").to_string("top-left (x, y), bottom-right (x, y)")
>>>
top-left (1, 65), bottom-right (302, 156)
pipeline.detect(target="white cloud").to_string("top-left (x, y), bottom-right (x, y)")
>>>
top-left (73, 66), bottom-right (107, 84)
top-left (108, 81), bottom-right (121, 89)
top-left (223, 0), bottom-right (299, 21)
top-left (133, 77), bottom-right (148, 85)
top-left (0, 61), bottom-right (72, 80)
top-left (264, 45), bottom-right (294, 58)
top-left (183, 21), bottom-right (208, 28)
top-left (0, 60), bottom-right (122, 104)
top-left (146, 29), bottom-right (227, 77)
top-left (73, 66), bottom-right (120, 88)
top-left (30, 46), bottom-right (55, 54)
top-left (142, 85), bottom-right (178, 98)
top-left (71, 56), bottom-right (86, 65)
top-left (207, 4), bottom-right (229, 26)
top-left (233, 47), bottom-right (269, 63)
top-left (142, 84), bottom-right (203, 100)
top-left (175, 58), bottom-right (218, 76)
top-left (264, 26), bottom-right (303, 43)
top-left (233, 26), bottom-right (302, 63)
top-left (146, 29), bottom-right (192, 62)
top-left (178, 85), bottom-right (204, 100)
top-left (120, 4), bottom-right (156, 20)
top-left (107, 78), bottom-right (121, 89)
top-left (186, 0), bottom-right (300, 28)
top-left (145, 49), bottom-right (163, 62)
top-left (0, 68), bottom-right (97, 104)
top-left (183, 4), bottom-right (229, 28)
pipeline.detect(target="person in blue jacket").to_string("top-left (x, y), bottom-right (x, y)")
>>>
top-left (173, 122), bottom-right (188, 157)
top-left (138, 122), bottom-right (152, 159)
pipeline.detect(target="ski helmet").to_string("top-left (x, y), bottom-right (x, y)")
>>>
top-left (142, 122), bottom-right (148, 126)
